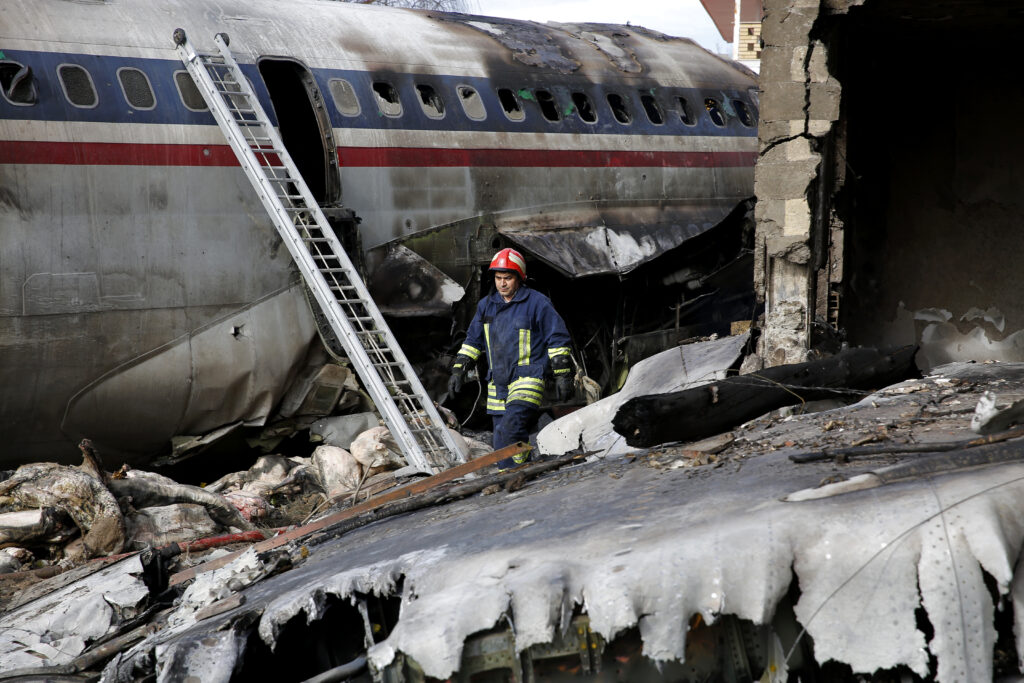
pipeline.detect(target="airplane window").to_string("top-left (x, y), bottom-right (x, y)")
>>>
top-left (457, 85), bottom-right (486, 121)
top-left (58, 64), bottom-right (97, 108)
top-left (328, 78), bottom-right (360, 117)
top-left (704, 97), bottom-right (726, 126)
top-left (607, 93), bottom-right (632, 124)
top-left (497, 88), bottom-right (524, 122)
top-left (639, 92), bottom-right (664, 125)
top-left (372, 81), bottom-right (402, 117)
top-left (535, 89), bottom-right (560, 122)
top-left (174, 71), bottom-right (208, 111)
top-left (117, 67), bottom-right (155, 110)
top-left (676, 96), bottom-right (695, 125)
top-left (0, 61), bottom-right (37, 105)
top-left (732, 99), bottom-right (756, 127)
top-left (415, 84), bottom-right (445, 119)
top-left (571, 92), bottom-right (596, 123)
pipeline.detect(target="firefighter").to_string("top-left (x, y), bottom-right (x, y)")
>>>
top-left (448, 248), bottom-right (573, 469)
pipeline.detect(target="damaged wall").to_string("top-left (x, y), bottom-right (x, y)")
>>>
top-left (755, 0), bottom-right (1024, 368)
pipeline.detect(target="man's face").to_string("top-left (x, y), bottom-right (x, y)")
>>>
top-left (494, 271), bottom-right (520, 301)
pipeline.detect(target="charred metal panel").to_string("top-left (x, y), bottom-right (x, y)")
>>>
top-left (365, 244), bottom-right (465, 317)
top-left (496, 202), bottom-right (741, 277)
top-left (433, 14), bottom-right (581, 73)
top-left (549, 23), bottom-right (644, 74)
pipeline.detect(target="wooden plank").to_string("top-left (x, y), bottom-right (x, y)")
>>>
top-left (169, 442), bottom-right (530, 586)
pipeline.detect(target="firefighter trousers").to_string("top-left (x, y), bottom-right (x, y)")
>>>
top-left (492, 401), bottom-right (537, 469)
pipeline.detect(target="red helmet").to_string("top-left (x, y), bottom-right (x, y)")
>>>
top-left (489, 247), bottom-right (526, 279)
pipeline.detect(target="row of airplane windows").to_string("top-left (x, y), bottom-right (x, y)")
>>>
top-left (0, 60), bottom-right (757, 130)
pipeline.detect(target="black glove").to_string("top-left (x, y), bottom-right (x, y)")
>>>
top-left (448, 354), bottom-right (472, 396)
top-left (551, 354), bottom-right (574, 402)
top-left (555, 375), bottom-right (574, 402)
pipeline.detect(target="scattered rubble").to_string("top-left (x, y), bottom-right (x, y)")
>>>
top-left (8, 353), bottom-right (1024, 681)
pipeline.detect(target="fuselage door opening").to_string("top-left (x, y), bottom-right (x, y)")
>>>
top-left (257, 58), bottom-right (340, 205)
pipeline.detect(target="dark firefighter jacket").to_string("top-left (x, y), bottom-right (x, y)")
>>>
top-left (458, 286), bottom-right (571, 414)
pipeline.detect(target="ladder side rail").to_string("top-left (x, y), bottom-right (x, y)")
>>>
top-left (176, 34), bottom-right (462, 470)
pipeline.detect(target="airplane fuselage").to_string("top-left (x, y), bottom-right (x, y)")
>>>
top-left (0, 0), bottom-right (756, 463)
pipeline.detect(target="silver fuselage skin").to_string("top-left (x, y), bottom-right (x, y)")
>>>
top-left (0, 0), bottom-right (757, 463)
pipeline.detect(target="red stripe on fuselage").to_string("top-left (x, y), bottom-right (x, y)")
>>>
top-left (0, 140), bottom-right (755, 168)
top-left (0, 141), bottom-right (241, 166)
top-left (337, 147), bottom-right (755, 167)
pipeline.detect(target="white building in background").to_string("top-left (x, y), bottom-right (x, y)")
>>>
top-left (698, 0), bottom-right (763, 72)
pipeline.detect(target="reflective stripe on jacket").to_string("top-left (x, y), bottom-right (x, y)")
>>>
top-left (458, 286), bottom-right (571, 414)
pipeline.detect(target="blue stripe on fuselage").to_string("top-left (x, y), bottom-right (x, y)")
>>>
top-left (0, 49), bottom-right (757, 138)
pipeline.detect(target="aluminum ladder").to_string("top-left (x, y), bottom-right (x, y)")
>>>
top-left (174, 30), bottom-right (463, 473)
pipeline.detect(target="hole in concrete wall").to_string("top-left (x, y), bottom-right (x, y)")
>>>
top-left (828, 1), bottom-right (1024, 367)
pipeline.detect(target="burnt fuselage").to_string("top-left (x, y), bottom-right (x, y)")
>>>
top-left (0, 0), bottom-right (756, 463)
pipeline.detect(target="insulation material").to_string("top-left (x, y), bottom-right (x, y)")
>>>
top-left (312, 445), bottom-right (363, 497)
top-left (0, 555), bottom-right (149, 670)
top-left (349, 427), bottom-right (405, 469)
top-left (125, 504), bottom-right (219, 549)
top-left (538, 333), bottom-right (748, 456)
top-left (0, 462), bottom-right (125, 556)
top-left (223, 490), bottom-right (272, 522)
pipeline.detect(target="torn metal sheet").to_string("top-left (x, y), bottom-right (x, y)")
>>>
top-left (497, 202), bottom-right (742, 277)
top-left (0, 555), bottom-right (149, 670)
top-left (366, 244), bottom-right (466, 317)
top-left (154, 626), bottom-right (249, 683)
top-left (537, 333), bottom-right (748, 457)
top-left (125, 504), bottom-right (219, 551)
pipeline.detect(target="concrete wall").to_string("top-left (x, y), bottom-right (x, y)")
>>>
top-left (754, 0), bottom-right (1024, 370)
